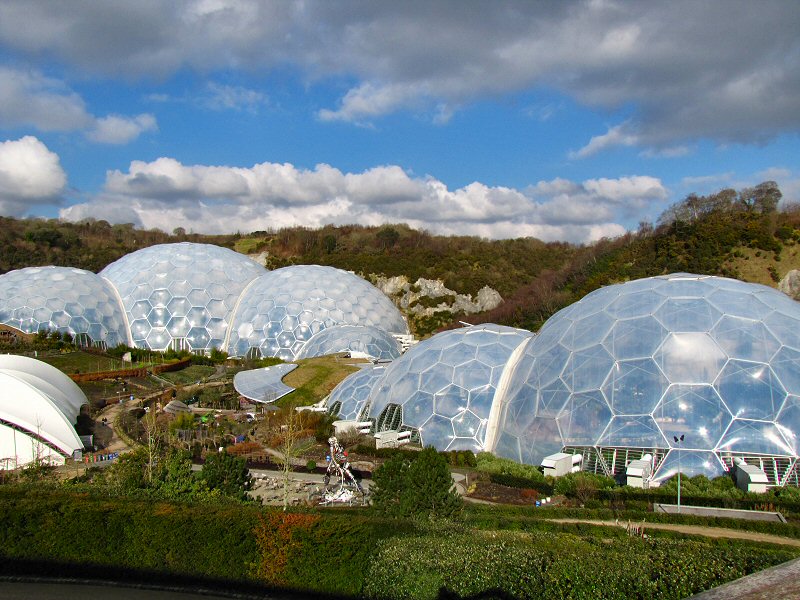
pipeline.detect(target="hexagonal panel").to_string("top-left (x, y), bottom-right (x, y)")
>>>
top-left (653, 450), bottom-right (725, 482)
top-left (715, 360), bottom-right (785, 420)
top-left (598, 415), bottom-right (669, 448)
top-left (603, 315), bottom-right (667, 360)
top-left (653, 384), bottom-right (731, 450)
top-left (712, 315), bottom-right (780, 363)
top-left (602, 358), bottom-right (667, 415)
top-left (655, 333), bottom-right (727, 384)
top-left (717, 420), bottom-right (794, 455)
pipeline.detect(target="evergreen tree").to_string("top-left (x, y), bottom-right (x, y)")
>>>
top-left (200, 450), bottom-right (252, 500)
top-left (371, 447), bottom-right (462, 519)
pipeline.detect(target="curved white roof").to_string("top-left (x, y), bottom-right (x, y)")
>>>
top-left (0, 354), bottom-right (87, 419)
top-left (0, 356), bottom-right (86, 459)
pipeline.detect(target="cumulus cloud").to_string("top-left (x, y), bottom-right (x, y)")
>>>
top-left (0, 135), bottom-right (66, 216)
top-left (0, 66), bottom-right (158, 144)
top-left (87, 113), bottom-right (158, 144)
top-left (2, 2), bottom-right (794, 148)
top-left (0, 67), bottom-right (92, 131)
top-left (59, 156), bottom-right (668, 243)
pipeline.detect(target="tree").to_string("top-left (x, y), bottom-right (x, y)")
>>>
top-left (201, 450), bottom-right (252, 500)
top-left (370, 453), bottom-right (409, 517)
top-left (371, 447), bottom-right (462, 519)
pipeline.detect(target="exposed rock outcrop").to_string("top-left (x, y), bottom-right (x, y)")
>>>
top-left (779, 269), bottom-right (800, 300)
top-left (373, 275), bottom-right (502, 317)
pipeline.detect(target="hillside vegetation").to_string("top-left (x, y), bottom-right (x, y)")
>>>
top-left (1, 181), bottom-right (797, 334)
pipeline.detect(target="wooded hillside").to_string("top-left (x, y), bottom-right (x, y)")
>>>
top-left (1, 181), bottom-right (797, 334)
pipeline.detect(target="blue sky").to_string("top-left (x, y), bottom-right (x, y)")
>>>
top-left (0, 1), bottom-right (797, 243)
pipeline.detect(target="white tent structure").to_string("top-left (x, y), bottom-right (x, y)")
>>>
top-left (0, 355), bottom-right (86, 469)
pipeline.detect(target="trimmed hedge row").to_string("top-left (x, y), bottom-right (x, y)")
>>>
top-left (463, 504), bottom-right (800, 538)
top-left (1, 486), bottom-right (797, 600)
top-left (362, 526), bottom-right (798, 600)
top-left (488, 472), bottom-right (554, 494)
top-left (597, 489), bottom-right (800, 517)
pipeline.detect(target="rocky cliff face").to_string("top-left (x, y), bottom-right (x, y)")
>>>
top-left (779, 269), bottom-right (800, 300)
top-left (372, 275), bottom-right (502, 317)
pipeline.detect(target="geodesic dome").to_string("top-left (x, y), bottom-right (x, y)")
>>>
top-left (369, 324), bottom-right (533, 452)
top-left (296, 325), bottom-right (401, 361)
top-left (100, 243), bottom-right (265, 352)
top-left (0, 266), bottom-right (129, 348)
top-left (227, 265), bottom-right (408, 361)
top-left (0, 355), bottom-right (86, 469)
top-left (493, 273), bottom-right (800, 483)
top-left (327, 364), bottom-right (388, 421)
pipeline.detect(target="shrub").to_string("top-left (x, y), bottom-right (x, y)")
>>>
top-left (371, 447), bottom-right (462, 519)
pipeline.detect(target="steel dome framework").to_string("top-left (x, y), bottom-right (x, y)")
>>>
top-left (100, 242), bottom-right (266, 353)
top-left (493, 274), bottom-right (800, 485)
top-left (0, 266), bottom-right (130, 348)
top-left (227, 265), bottom-right (409, 361)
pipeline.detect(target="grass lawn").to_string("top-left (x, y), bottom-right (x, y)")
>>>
top-left (278, 356), bottom-right (361, 407)
top-left (233, 237), bottom-right (267, 254)
top-left (157, 364), bottom-right (217, 385)
top-left (39, 351), bottom-right (125, 374)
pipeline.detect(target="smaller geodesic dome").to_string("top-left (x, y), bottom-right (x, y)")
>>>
top-left (493, 273), bottom-right (800, 484)
top-left (296, 325), bottom-right (401, 360)
top-left (327, 364), bottom-right (389, 421)
top-left (368, 324), bottom-right (533, 452)
top-left (100, 242), bottom-right (265, 352)
top-left (0, 266), bottom-right (130, 348)
top-left (0, 355), bottom-right (86, 469)
top-left (227, 265), bottom-right (409, 361)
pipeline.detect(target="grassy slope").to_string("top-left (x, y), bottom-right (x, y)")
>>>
top-left (278, 356), bottom-right (361, 407)
top-left (724, 241), bottom-right (800, 286)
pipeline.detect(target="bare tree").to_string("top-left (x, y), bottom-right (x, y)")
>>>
top-left (142, 407), bottom-right (163, 485)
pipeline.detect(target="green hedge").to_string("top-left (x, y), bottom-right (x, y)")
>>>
top-left (463, 504), bottom-right (800, 538)
top-left (362, 525), bottom-right (797, 600)
top-left (1, 485), bottom-right (797, 600)
top-left (598, 489), bottom-right (800, 517)
top-left (488, 472), bottom-right (554, 494)
top-left (0, 486), bottom-right (261, 581)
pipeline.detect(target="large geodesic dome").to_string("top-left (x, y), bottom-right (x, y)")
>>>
top-left (327, 364), bottom-right (389, 421)
top-left (227, 265), bottom-right (408, 361)
top-left (100, 243), bottom-right (265, 352)
top-left (0, 266), bottom-right (130, 348)
top-left (493, 273), bottom-right (800, 484)
top-left (296, 325), bottom-right (401, 361)
top-left (368, 324), bottom-right (533, 452)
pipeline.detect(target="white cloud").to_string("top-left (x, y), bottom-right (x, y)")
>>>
top-left (3, 2), bottom-right (792, 143)
top-left (87, 113), bottom-right (158, 144)
top-left (60, 156), bottom-right (668, 244)
top-left (0, 67), bottom-right (92, 131)
top-left (0, 135), bottom-right (66, 216)
top-left (570, 123), bottom-right (639, 159)
top-left (0, 66), bottom-right (158, 144)
top-left (203, 82), bottom-right (267, 112)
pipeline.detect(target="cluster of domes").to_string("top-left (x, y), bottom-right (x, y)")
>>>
top-left (327, 274), bottom-right (800, 484)
top-left (0, 243), bottom-right (409, 361)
